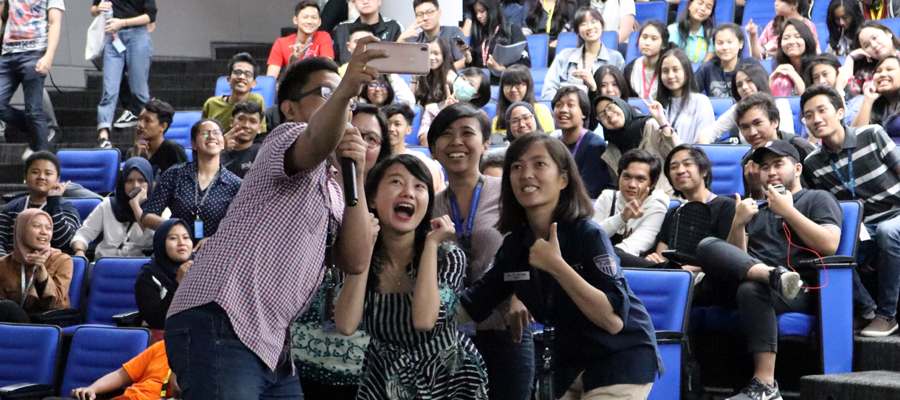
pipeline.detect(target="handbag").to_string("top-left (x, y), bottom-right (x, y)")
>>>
top-left (85, 13), bottom-right (108, 62)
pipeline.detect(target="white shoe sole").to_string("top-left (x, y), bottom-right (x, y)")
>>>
top-left (860, 323), bottom-right (899, 337)
top-left (780, 272), bottom-right (802, 300)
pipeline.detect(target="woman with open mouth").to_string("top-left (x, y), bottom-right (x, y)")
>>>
top-left (851, 55), bottom-right (900, 138)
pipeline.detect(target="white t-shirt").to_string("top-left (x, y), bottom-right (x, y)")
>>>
top-left (3, 0), bottom-right (65, 54)
top-left (591, 0), bottom-right (636, 33)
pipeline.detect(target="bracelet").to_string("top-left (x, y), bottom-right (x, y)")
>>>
top-left (658, 124), bottom-right (669, 131)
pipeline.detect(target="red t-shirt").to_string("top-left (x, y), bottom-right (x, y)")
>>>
top-left (267, 31), bottom-right (334, 67)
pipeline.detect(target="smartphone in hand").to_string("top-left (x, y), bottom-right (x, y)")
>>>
top-left (363, 42), bottom-right (431, 75)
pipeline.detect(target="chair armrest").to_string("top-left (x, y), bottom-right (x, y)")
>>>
top-left (661, 250), bottom-right (698, 266)
top-left (798, 255), bottom-right (856, 269)
top-left (0, 383), bottom-right (53, 400)
top-left (655, 330), bottom-right (686, 345)
top-left (112, 311), bottom-right (142, 327)
top-left (29, 307), bottom-right (82, 327)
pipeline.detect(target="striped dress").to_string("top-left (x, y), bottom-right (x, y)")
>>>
top-left (357, 244), bottom-right (488, 400)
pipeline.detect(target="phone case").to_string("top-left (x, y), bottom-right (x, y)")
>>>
top-left (363, 42), bottom-right (431, 76)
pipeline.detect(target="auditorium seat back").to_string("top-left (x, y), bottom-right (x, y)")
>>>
top-left (215, 75), bottom-right (276, 110)
top-left (60, 327), bottom-right (150, 396)
top-left (82, 258), bottom-right (148, 326)
top-left (168, 111), bottom-right (202, 149)
top-left (526, 34), bottom-right (549, 68)
top-left (67, 198), bottom-right (101, 223)
top-left (696, 144), bottom-right (751, 196)
top-left (0, 323), bottom-right (61, 388)
top-left (57, 149), bottom-right (120, 194)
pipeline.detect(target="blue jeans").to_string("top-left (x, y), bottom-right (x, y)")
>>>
top-left (855, 214), bottom-right (900, 318)
top-left (471, 327), bottom-right (535, 400)
top-left (164, 303), bottom-right (304, 400)
top-left (0, 50), bottom-right (48, 151)
top-left (97, 26), bottom-right (152, 130)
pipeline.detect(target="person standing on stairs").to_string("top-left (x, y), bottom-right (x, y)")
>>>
top-left (92, 0), bottom-right (157, 150)
top-left (0, 0), bottom-right (63, 160)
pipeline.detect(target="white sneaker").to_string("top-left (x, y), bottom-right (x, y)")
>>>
top-left (21, 148), bottom-right (33, 161)
top-left (113, 110), bottom-right (139, 128)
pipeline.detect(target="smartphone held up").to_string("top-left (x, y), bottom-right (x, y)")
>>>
top-left (363, 42), bottom-right (431, 76)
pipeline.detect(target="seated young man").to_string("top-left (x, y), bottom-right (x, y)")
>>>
top-left (592, 148), bottom-right (670, 259)
top-left (398, 0), bottom-right (468, 69)
top-left (64, 341), bottom-right (180, 400)
top-left (549, 86), bottom-right (611, 198)
top-left (381, 103), bottom-right (445, 191)
top-left (131, 99), bottom-right (187, 177)
top-left (202, 52), bottom-right (267, 133)
top-left (644, 144), bottom-right (736, 267)
top-left (802, 83), bottom-right (900, 336)
top-left (736, 92), bottom-right (815, 199)
top-left (267, 0), bottom-right (335, 79)
top-left (331, 0), bottom-right (403, 65)
top-left (221, 101), bottom-right (264, 179)
top-left (695, 140), bottom-right (842, 400)
top-left (0, 151), bottom-right (80, 256)
top-left (804, 54), bottom-right (863, 127)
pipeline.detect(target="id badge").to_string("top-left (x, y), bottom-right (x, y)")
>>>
top-left (111, 35), bottom-right (126, 53)
top-left (194, 220), bottom-right (204, 239)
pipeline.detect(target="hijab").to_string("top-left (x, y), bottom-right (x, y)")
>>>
top-left (11, 209), bottom-right (59, 265)
top-left (141, 218), bottom-right (191, 293)
top-left (592, 95), bottom-right (652, 153)
top-left (110, 157), bottom-right (154, 224)
top-left (504, 101), bottom-right (544, 141)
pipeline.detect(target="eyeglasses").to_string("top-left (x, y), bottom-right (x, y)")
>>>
top-left (368, 82), bottom-right (388, 89)
top-left (199, 130), bottom-right (223, 138)
top-left (596, 103), bottom-right (619, 123)
top-left (231, 69), bottom-right (254, 78)
top-left (362, 132), bottom-right (383, 148)
top-left (294, 86), bottom-right (358, 110)
top-left (415, 9), bottom-right (438, 19)
top-left (509, 113), bottom-right (534, 126)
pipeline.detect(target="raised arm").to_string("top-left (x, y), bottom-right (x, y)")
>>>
top-left (333, 127), bottom-right (375, 275)
top-left (766, 186), bottom-right (840, 255)
top-left (727, 194), bottom-right (756, 251)
top-left (412, 215), bottom-right (455, 331)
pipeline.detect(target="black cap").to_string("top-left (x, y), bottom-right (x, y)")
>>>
top-left (751, 140), bottom-right (800, 164)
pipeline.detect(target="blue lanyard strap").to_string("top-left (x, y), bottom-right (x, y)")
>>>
top-left (829, 149), bottom-right (855, 198)
top-left (571, 129), bottom-right (587, 157)
top-left (449, 175), bottom-right (485, 235)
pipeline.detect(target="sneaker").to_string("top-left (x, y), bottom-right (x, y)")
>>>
top-left (860, 316), bottom-right (899, 337)
top-left (21, 148), bottom-right (33, 161)
top-left (97, 137), bottom-right (112, 149)
top-left (769, 266), bottom-right (802, 300)
top-left (113, 110), bottom-right (139, 128)
top-left (728, 377), bottom-right (783, 400)
top-left (854, 315), bottom-right (874, 332)
top-left (47, 127), bottom-right (57, 143)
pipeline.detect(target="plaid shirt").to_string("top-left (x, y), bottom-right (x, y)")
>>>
top-left (167, 123), bottom-right (344, 370)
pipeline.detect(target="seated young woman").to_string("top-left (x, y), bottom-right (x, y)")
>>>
top-left (506, 101), bottom-right (545, 141)
top-left (767, 19), bottom-right (818, 97)
top-left (466, 0), bottom-right (531, 85)
top-left (695, 23), bottom-right (762, 98)
top-left (0, 209), bottom-right (72, 323)
top-left (747, 0), bottom-right (819, 60)
top-left (590, 65), bottom-right (634, 100)
top-left (852, 56), bottom-right (900, 137)
top-left (624, 19), bottom-right (669, 99)
top-left (135, 219), bottom-right (193, 330)
top-left (824, 0), bottom-right (861, 57)
top-left (493, 65), bottom-right (555, 138)
top-left (846, 21), bottom-right (900, 98)
top-left (654, 47), bottom-right (715, 144)
top-left (667, 0), bottom-right (716, 63)
top-left (359, 74), bottom-right (415, 108)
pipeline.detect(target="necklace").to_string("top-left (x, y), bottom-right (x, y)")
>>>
top-left (383, 262), bottom-right (406, 287)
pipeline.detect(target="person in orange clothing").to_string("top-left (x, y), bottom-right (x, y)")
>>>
top-left (67, 341), bottom-right (179, 400)
top-left (266, 0), bottom-right (335, 79)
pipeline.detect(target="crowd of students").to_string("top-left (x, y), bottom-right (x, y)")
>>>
top-left (7, 0), bottom-right (900, 400)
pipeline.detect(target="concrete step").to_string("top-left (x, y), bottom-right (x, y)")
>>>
top-left (801, 371), bottom-right (900, 400)
top-left (855, 336), bottom-right (900, 373)
top-left (212, 42), bottom-right (270, 62)
top-left (82, 72), bottom-right (221, 92)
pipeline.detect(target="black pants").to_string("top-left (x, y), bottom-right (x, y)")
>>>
top-left (298, 378), bottom-right (358, 400)
top-left (693, 238), bottom-right (809, 354)
top-left (0, 300), bottom-right (29, 323)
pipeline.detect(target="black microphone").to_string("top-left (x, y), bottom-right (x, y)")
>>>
top-left (342, 157), bottom-right (358, 207)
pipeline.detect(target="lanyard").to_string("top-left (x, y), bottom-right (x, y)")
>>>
top-left (482, 26), bottom-right (499, 66)
top-left (544, 0), bottom-right (555, 33)
top-left (870, 1), bottom-right (885, 20)
top-left (117, 221), bottom-right (135, 251)
top-left (24, 196), bottom-right (47, 210)
top-left (570, 129), bottom-right (587, 157)
top-left (449, 175), bottom-right (485, 236)
top-left (194, 166), bottom-right (221, 222)
top-left (830, 150), bottom-right (856, 198)
top-left (640, 58), bottom-right (658, 98)
top-left (160, 369), bottom-right (171, 398)
top-left (20, 265), bottom-right (35, 307)
top-left (706, 193), bottom-right (714, 202)
top-left (693, 37), bottom-right (707, 63)
top-left (667, 102), bottom-right (686, 129)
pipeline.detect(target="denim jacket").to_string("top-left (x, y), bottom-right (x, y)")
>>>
top-left (541, 44), bottom-right (625, 101)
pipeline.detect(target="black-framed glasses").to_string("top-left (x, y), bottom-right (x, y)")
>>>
top-left (509, 113), bottom-right (534, 126)
top-left (199, 130), bottom-right (223, 138)
top-left (295, 86), bottom-right (334, 102)
top-left (415, 9), bottom-right (438, 19)
top-left (231, 69), bottom-right (254, 78)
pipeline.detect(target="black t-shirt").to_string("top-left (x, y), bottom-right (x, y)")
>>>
top-left (657, 195), bottom-right (736, 247)
top-left (92, 0), bottom-right (158, 22)
top-left (147, 139), bottom-right (188, 178)
top-left (695, 57), bottom-right (762, 98)
top-left (746, 189), bottom-right (842, 279)
top-left (220, 144), bottom-right (260, 179)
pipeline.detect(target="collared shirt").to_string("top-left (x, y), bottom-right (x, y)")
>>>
top-left (542, 45), bottom-right (626, 101)
top-left (805, 125), bottom-right (900, 223)
top-left (142, 161), bottom-right (242, 239)
top-left (167, 123), bottom-right (345, 371)
top-left (667, 24), bottom-right (714, 64)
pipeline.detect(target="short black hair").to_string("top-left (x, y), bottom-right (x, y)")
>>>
top-left (382, 103), bottom-right (416, 125)
top-left (277, 56), bottom-right (340, 120)
top-left (480, 150), bottom-right (504, 172)
top-left (294, 0), bottom-right (319, 15)
top-left (735, 92), bottom-right (781, 127)
top-left (348, 23), bottom-right (375, 38)
top-left (426, 102), bottom-right (491, 151)
top-left (231, 100), bottom-right (263, 119)
top-left (664, 144), bottom-right (712, 199)
top-left (24, 150), bottom-right (60, 175)
top-left (143, 98), bottom-right (175, 134)
top-left (352, 103), bottom-right (391, 162)
top-left (618, 149), bottom-right (662, 188)
top-left (804, 53), bottom-right (842, 85)
top-left (800, 83), bottom-right (845, 114)
top-left (552, 86), bottom-right (590, 122)
top-left (190, 118), bottom-right (224, 142)
top-left (458, 67), bottom-right (492, 109)
top-left (413, 0), bottom-right (439, 9)
top-left (228, 52), bottom-right (257, 78)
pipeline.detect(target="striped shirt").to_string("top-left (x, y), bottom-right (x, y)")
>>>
top-left (804, 125), bottom-right (900, 223)
top-left (0, 195), bottom-right (80, 256)
top-left (167, 123), bottom-right (344, 371)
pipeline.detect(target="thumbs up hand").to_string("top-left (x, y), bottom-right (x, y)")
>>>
top-left (530, 223), bottom-right (566, 274)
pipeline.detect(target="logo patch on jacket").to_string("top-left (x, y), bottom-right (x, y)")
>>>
top-left (593, 254), bottom-right (617, 277)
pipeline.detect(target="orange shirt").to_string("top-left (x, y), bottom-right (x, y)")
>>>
top-left (116, 341), bottom-right (169, 400)
top-left (267, 31), bottom-right (335, 67)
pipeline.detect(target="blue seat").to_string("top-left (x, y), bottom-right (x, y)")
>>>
top-left (68, 256), bottom-right (87, 310)
top-left (742, 0), bottom-right (775, 36)
top-left (625, 31), bottom-right (641, 64)
top-left (491, 85), bottom-right (500, 102)
top-left (555, 32), bottom-right (578, 57)
top-left (816, 23), bottom-right (829, 54)
top-left (668, 199), bottom-right (682, 209)
top-left (678, 0), bottom-right (734, 25)
top-left (186, 148), bottom-right (194, 163)
top-left (67, 198), bottom-right (101, 223)
top-left (59, 326), bottom-right (150, 396)
top-left (623, 269), bottom-right (693, 400)
top-left (407, 146), bottom-right (432, 159)
top-left (780, 96), bottom-right (804, 136)
top-left (881, 18), bottom-right (900, 37)
top-left (27, 257), bottom-right (87, 328)
top-left (762, 59), bottom-right (774, 75)
top-left (601, 31), bottom-right (618, 53)
top-left (215, 75), bottom-right (276, 110)
top-left (408, 105), bottom-right (423, 146)
top-left (628, 98), bottom-right (650, 114)
top-left (398, 74), bottom-right (412, 86)
top-left (482, 102), bottom-right (498, 122)
top-left (810, 0), bottom-right (829, 24)
top-left (635, 1), bottom-right (668, 26)
top-left (62, 258), bottom-right (148, 333)
top-left (709, 97), bottom-right (734, 120)
top-left (0, 323), bottom-right (62, 392)
top-left (526, 34), bottom-right (549, 68)
top-left (168, 111), bottom-right (202, 149)
top-left (57, 149), bottom-right (120, 194)
top-left (532, 68), bottom-right (549, 96)
top-left (696, 144), bottom-right (751, 196)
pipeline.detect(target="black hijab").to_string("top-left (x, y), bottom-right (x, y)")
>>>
top-left (110, 157), bottom-right (154, 223)
top-left (141, 218), bottom-right (192, 293)
top-left (592, 95), bottom-right (652, 153)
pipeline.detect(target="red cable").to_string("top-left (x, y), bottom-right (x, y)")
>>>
top-left (782, 221), bottom-right (828, 290)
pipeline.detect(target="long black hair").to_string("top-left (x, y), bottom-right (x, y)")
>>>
top-left (675, 0), bottom-right (716, 47)
top-left (458, 67), bottom-right (492, 108)
top-left (497, 65), bottom-right (537, 130)
top-left (360, 74), bottom-right (395, 107)
top-left (732, 63), bottom-right (773, 102)
top-left (772, 0), bottom-right (810, 38)
top-left (468, 0), bottom-right (512, 51)
top-left (416, 37), bottom-right (454, 106)
top-left (872, 56), bottom-right (900, 127)
top-left (364, 154), bottom-right (435, 285)
top-left (710, 23), bottom-right (746, 66)
top-left (826, 0), bottom-right (861, 54)
top-left (774, 18), bottom-right (818, 71)
top-left (593, 65), bottom-right (634, 98)
top-left (635, 19), bottom-right (670, 63)
top-left (525, 0), bottom-right (578, 40)
top-left (656, 48), bottom-right (699, 109)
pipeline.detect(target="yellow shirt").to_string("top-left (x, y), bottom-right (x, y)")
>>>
top-left (491, 102), bottom-right (556, 134)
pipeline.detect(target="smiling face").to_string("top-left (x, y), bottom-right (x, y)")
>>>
top-left (232, 111), bottom-right (262, 144)
top-left (474, 2), bottom-right (488, 25)
top-left (428, 42), bottom-right (444, 70)
top-left (714, 28), bottom-right (742, 64)
top-left (509, 142), bottom-right (568, 211)
top-left (595, 99), bottom-right (626, 130)
top-left (668, 149), bottom-right (707, 194)
top-left (859, 27), bottom-right (896, 59)
top-left (25, 159), bottom-right (59, 197)
top-left (165, 223), bottom-right (193, 263)
top-left (191, 121), bottom-right (224, 157)
top-left (367, 80), bottom-right (388, 105)
top-left (508, 105), bottom-right (537, 137)
top-left (433, 117), bottom-right (488, 176)
top-left (578, 12), bottom-right (603, 43)
top-left (660, 55), bottom-right (685, 92)
top-left (374, 163), bottom-right (430, 234)
top-left (228, 61), bottom-right (257, 95)
top-left (351, 113), bottom-right (384, 174)
top-left (774, 0), bottom-right (796, 16)
top-left (553, 92), bottom-right (585, 131)
top-left (639, 25), bottom-right (664, 58)
top-left (503, 81), bottom-right (527, 103)
top-left (387, 114), bottom-right (412, 149)
top-left (874, 57), bottom-right (900, 93)
top-left (734, 71), bottom-right (758, 98)
top-left (811, 63), bottom-right (839, 87)
top-left (25, 214), bottom-right (52, 251)
top-left (689, 0), bottom-right (714, 23)
top-left (415, 2), bottom-right (441, 32)
top-left (802, 94), bottom-right (845, 141)
top-left (600, 73), bottom-right (622, 97)
top-left (758, 152), bottom-right (799, 190)
top-left (619, 162), bottom-right (652, 203)
top-left (738, 107), bottom-right (779, 149)
top-left (781, 25), bottom-right (806, 59)
top-left (124, 169), bottom-right (149, 196)
top-left (294, 6), bottom-right (321, 35)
